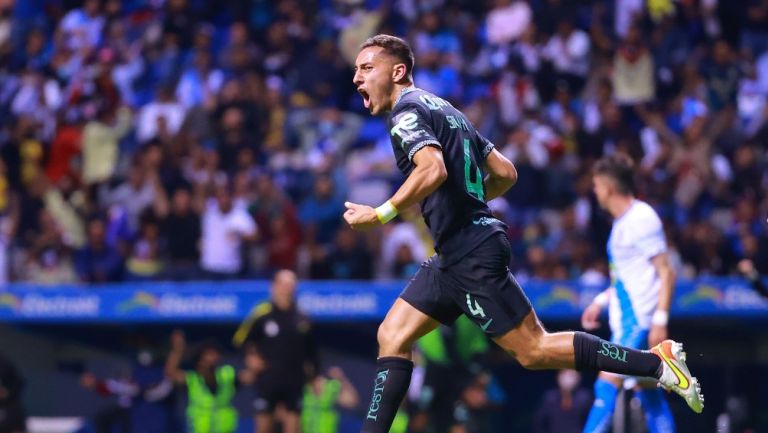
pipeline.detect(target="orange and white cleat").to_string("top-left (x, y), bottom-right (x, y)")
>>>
top-left (651, 340), bottom-right (704, 413)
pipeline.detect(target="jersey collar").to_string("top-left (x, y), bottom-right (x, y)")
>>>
top-left (393, 86), bottom-right (418, 108)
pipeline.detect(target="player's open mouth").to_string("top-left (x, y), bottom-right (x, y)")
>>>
top-left (358, 88), bottom-right (371, 109)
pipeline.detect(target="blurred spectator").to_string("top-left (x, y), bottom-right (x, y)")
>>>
top-left (175, 50), bottom-right (224, 110)
top-left (155, 187), bottom-right (201, 280)
top-left (289, 107), bottom-right (362, 165)
top-left (10, 71), bottom-right (60, 141)
top-left (219, 22), bottom-right (260, 73)
top-left (613, 25), bottom-right (655, 106)
top-left (105, 164), bottom-right (158, 231)
top-left (413, 48), bottom-right (461, 102)
top-left (15, 173), bottom-right (46, 247)
top-left (0, 220), bottom-right (10, 286)
top-left (136, 87), bottom-right (185, 144)
top-left (163, 0), bottom-right (199, 50)
top-left (298, 175), bottom-right (344, 246)
top-left (292, 39), bottom-right (348, 107)
top-left (216, 106), bottom-right (251, 174)
top-left (301, 367), bottom-right (359, 433)
top-left (486, 0), bottom-right (532, 45)
top-left (380, 218), bottom-right (428, 280)
top-left (199, 183), bottom-right (257, 279)
top-left (321, 227), bottom-right (373, 280)
top-left (125, 214), bottom-right (164, 281)
top-left (265, 215), bottom-right (302, 273)
top-left (542, 19), bottom-right (590, 95)
top-left (21, 209), bottom-right (77, 284)
top-left (82, 106), bottom-right (132, 185)
top-left (533, 370), bottom-right (591, 433)
top-left (57, 0), bottom-right (104, 52)
top-left (0, 352), bottom-right (25, 433)
top-left (43, 177), bottom-right (86, 249)
top-left (45, 116), bottom-right (83, 184)
top-left (614, 0), bottom-right (644, 39)
top-left (12, 28), bottom-right (49, 72)
top-left (80, 348), bottom-right (175, 433)
top-left (165, 330), bottom-right (259, 433)
top-left (344, 138), bottom-right (397, 206)
top-left (452, 371), bottom-right (507, 433)
top-left (75, 218), bottom-right (124, 283)
top-left (738, 258), bottom-right (768, 299)
top-left (0, 0), bottom-right (766, 283)
top-left (704, 40), bottom-right (741, 113)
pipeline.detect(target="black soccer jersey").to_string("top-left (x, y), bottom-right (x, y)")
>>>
top-left (387, 87), bottom-right (507, 267)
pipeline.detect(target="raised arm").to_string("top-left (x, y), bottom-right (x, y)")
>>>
top-left (328, 367), bottom-right (359, 409)
top-left (739, 259), bottom-right (768, 299)
top-left (164, 330), bottom-right (187, 385)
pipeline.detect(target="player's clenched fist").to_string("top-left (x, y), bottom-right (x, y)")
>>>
top-left (343, 201), bottom-right (381, 231)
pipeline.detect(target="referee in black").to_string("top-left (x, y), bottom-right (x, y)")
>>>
top-left (233, 270), bottom-right (318, 433)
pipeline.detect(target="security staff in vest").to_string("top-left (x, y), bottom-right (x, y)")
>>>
top-left (232, 269), bottom-right (318, 433)
top-left (165, 330), bottom-right (261, 433)
top-left (412, 315), bottom-right (490, 433)
top-left (301, 366), bottom-right (359, 433)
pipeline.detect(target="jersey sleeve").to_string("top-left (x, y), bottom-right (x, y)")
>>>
top-left (389, 102), bottom-right (441, 162)
top-left (478, 133), bottom-right (495, 160)
top-left (632, 212), bottom-right (667, 260)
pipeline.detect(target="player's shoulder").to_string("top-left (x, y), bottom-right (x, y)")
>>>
top-left (629, 200), bottom-right (661, 218)
top-left (626, 200), bottom-right (663, 227)
top-left (252, 301), bottom-right (273, 320)
top-left (392, 88), bottom-right (452, 115)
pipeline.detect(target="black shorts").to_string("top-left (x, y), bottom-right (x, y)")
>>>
top-left (253, 378), bottom-right (303, 414)
top-left (400, 232), bottom-right (532, 337)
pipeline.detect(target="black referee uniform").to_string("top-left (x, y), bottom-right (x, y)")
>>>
top-left (247, 301), bottom-right (318, 414)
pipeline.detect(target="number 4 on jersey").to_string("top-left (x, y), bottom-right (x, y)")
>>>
top-left (463, 139), bottom-right (485, 202)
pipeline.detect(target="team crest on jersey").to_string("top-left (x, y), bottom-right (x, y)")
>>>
top-left (391, 111), bottom-right (427, 146)
top-left (390, 111), bottom-right (418, 138)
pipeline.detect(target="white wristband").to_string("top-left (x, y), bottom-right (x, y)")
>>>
top-left (651, 310), bottom-right (669, 326)
top-left (374, 200), bottom-right (398, 224)
top-left (593, 292), bottom-right (609, 308)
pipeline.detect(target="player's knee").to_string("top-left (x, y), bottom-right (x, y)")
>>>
top-left (516, 348), bottom-right (547, 370)
top-left (376, 322), bottom-right (411, 355)
top-left (514, 335), bottom-right (549, 370)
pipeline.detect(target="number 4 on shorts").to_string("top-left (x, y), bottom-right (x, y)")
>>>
top-left (465, 293), bottom-right (486, 318)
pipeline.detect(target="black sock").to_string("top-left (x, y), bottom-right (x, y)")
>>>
top-left (360, 357), bottom-right (413, 433)
top-left (573, 332), bottom-right (662, 378)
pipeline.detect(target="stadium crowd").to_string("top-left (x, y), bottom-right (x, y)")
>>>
top-left (0, 0), bottom-right (766, 284)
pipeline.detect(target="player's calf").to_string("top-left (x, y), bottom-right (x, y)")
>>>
top-left (573, 332), bottom-right (663, 378)
top-left (493, 311), bottom-right (578, 370)
top-left (361, 357), bottom-right (413, 433)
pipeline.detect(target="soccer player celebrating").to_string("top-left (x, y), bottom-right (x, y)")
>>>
top-left (581, 154), bottom-right (678, 433)
top-left (343, 35), bottom-right (703, 433)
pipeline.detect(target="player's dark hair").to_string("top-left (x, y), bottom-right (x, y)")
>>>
top-left (593, 153), bottom-right (636, 195)
top-left (360, 34), bottom-right (415, 81)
